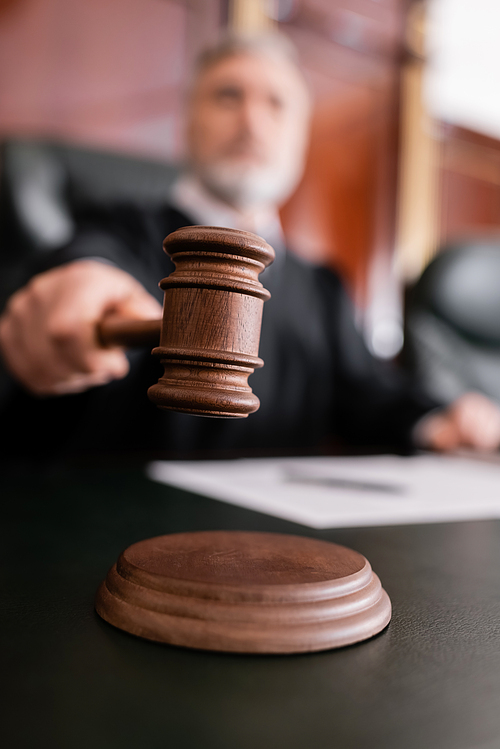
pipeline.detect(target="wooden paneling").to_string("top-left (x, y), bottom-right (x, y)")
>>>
top-left (279, 0), bottom-right (409, 305)
top-left (281, 88), bottom-right (391, 297)
top-left (0, 0), bottom-right (222, 160)
top-left (439, 124), bottom-right (500, 243)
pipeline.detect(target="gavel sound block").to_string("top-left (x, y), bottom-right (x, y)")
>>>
top-left (95, 226), bottom-right (392, 654)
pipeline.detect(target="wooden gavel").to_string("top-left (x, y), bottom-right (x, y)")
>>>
top-left (94, 227), bottom-right (393, 656)
top-left (97, 226), bottom-right (275, 418)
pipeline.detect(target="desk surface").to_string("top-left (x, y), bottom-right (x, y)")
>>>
top-left (2, 462), bottom-right (500, 749)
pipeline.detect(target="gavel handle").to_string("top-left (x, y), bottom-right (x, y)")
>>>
top-left (97, 316), bottom-right (161, 348)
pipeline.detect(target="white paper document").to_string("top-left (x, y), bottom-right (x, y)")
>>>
top-left (146, 453), bottom-right (500, 529)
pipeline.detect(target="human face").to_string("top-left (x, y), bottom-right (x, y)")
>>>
top-left (186, 52), bottom-right (311, 211)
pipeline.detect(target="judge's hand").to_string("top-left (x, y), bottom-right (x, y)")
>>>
top-left (0, 260), bottom-right (162, 395)
top-left (417, 392), bottom-right (500, 452)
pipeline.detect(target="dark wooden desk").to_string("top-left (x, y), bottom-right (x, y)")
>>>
top-left (2, 462), bottom-right (500, 749)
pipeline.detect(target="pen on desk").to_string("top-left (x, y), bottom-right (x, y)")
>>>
top-left (283, 472), bottom-right (406, 495)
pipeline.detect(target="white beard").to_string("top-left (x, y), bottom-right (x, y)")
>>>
top-left (194, 157), bottom-right (304, 211)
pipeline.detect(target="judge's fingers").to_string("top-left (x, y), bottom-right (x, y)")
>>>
top-left (0, 278), bottom-right (130, 394)
top-left (450, 392), bottom-right (500, 450)
top-left (417, 412), bottom-right (461, 452)
top-left (110, 286), bottom-right (163, 321)
top-left (415, 392), bottom-right (500, 452)
top-left (0, 260), bottom-right (161, 395)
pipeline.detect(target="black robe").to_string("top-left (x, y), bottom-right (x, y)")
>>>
top-left (1, 202), bottom-right (437, 462)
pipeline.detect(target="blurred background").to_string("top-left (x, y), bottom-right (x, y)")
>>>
top-left (1, 0), bottom-right (500, 359)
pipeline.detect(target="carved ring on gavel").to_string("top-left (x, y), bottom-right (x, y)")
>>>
top-left (98, 226), bottom-right (275, 418)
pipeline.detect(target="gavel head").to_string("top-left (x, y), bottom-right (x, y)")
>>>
top-left (147, 226), bottom-right (275, 418)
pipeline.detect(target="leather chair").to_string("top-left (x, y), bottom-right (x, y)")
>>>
top-left (405, 240), bottom-right (500, 406)
top-left (0, 137), bottom-right (179, 312)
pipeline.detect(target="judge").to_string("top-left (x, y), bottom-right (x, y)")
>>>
top-left (1, 33), bottom-right (499, 459)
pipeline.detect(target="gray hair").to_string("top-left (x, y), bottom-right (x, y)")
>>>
top-left (191, 31), bottom-right (308, 91)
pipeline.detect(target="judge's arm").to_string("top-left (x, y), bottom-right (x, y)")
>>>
top-left (329, 273), bottom-right (500, 453)
top-left (0, 260), bottom-right (162, 395)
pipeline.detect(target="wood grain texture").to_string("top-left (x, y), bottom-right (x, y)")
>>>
top-left (148, 226), bottom-right (275, 418)
top-left (95, 531), bottom-right (391, 654)
top-left (93, 226), bottom-right (274, 417)
top-left (97, 317), bottom-right (161, 348)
